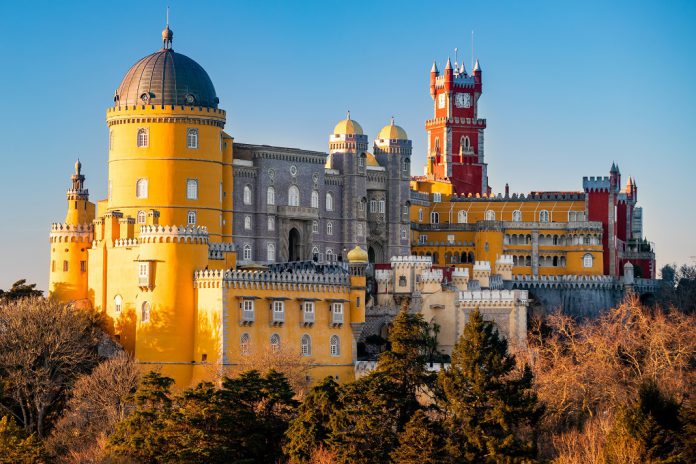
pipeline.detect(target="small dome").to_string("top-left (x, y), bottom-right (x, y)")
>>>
top-left (333, 112), bottom-right (363, 136)
top-left (378, 118), bottom-right (408, 140)
top-left (365, 152), bottom-right (380, 167)
top-left (347, 246), bottom-right (368, 263)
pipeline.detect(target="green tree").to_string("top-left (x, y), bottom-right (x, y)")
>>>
top-left (0, 416), bottom-right (47, 464)
top-left (0, 279), bottom-right (43, 302)
top-left (284, 376), bottom-right (341, 463)
top-left (439, 309), bottom-right (542, 463)
top-left (390, 409), bottom-right (447, 464)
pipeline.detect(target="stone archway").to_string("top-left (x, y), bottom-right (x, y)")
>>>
top-left (289, 227), bottom-right (301, 261)
top-left (368, 242), bottom-right (384, 264)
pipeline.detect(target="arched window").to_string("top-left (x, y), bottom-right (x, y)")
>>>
top-left (584, 235), bottom-right (592, 245)
top-left (311, 190), bottom-right (319, 208)
top-left (187, 210), bottom-right (197, 225)
top-left (326, 192), bottom-right (334, 211)
top-left (457, 211), bottom-right (467, 224)
top-left (312, 220), bottom-right (318, 234)
top-left (63, 260), bottom-right (69, 271)
top-left (137, 210), bottom-right (146, 224)
top-left (141, 302), bottom-right (151, 323)
top-left (270, 333), bottom-right (280, 352)
top-left (136, 178), bottom-right (148, 199)
top-left (327, 221), bottom-right (333, 235)
top-left (418, 209), bottom-right (423, 222)
top-left (330, 335), bottom-right (340, 357)
top-left (243, 185), bottom-right (252, 205)
top-left (267, 243), bottom-right (275, 262)
top-left (301, 334), bottom-right (311, 356)
top-left (267, 186), bottom-right (275, 205)
top-left (485, 210), bottom-right (496, 221)
top-left (311, 247), bottom-right (320, 261)
top-left (430, 212), bottom-right (439, 224)
top-left (288, 185), bottom-right (300, 206)
top-left (136, 128), bottom-right (148, 148)
top-left (243, 244), bottom-right (252, 261)
top-left (402, 158), bottom-right (410, 177)
top-left (267, 216), bottom-right (275, 231)
top-left (461, 136), bottom-right (471, 153)
top-left (512, 210), bottom-right (522, 222)
top-left (434, 137), bottom-right (440, 153)
top-left (186, 128), bottom-right (198, 149)
top-left (583, 253), bottom-right (593, 268)
top-left (114, 295), bottom-right (122, 313)
top-left (539, 210), bottom-right (550, 222)
top-left (240, 333), bottom-right (250, 355)
top-left (326, 249), bottom-right (334, 262)
top-left (244, 215), bottom-right (252, 230)
top-left (357, 223), bottom-right (363, 236)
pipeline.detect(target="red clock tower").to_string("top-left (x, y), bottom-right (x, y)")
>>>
top-left (426, 57), bottom-right (489, 195)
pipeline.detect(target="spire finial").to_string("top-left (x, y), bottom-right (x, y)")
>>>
top-left (390, 116), bottom-right (395, 125)
top-left (431, 60), bottom-right (438, 73)
top-left (162, 7), bottom-right (173, 49)
top-left (347, 110), bottom-right (350, 120)
top-left (75, 158), bottom-right (82, 175)
top-left (445, 56), bottom-right (452, 70)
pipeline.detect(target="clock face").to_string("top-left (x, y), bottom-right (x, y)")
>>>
top-left (455, 93), bottom-right (472, 108)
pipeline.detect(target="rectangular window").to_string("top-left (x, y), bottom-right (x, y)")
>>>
top-left (419, 234), bottom-right (428, 244)
top-left (138, 262), bottom-right (150, 286)
top-left (401, 228), bottom-right (408, 240)
top-left (433, 193), bottom-right (442, 203)
top-left (273, 301), bottom-right (285, 323)
top-left (187, 128), bottom-right (199, 149)
top-left (303, 302), bottom-right (315, 323)
top-left (370, 199), bottom-right (377, 213)
top-left (268, 216), bottom-right (275, 231)
top-left (186, 179), bottom-right (198, 200)
top-left (242, 300), bottom-right (255, 322)
top-left (62, 260), bottom-right (68, 272)
top-left (379, 200), bottom-right (385, 213)
top-left (80, 260), bottom-right (86, 272)
top-left (331, 303), bottom-right (344, 325)
top-left (447, 234), bottom-right (455, 244)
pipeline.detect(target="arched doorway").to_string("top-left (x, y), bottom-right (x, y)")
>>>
top-left (289, 228), bottom-right (301, 261)
top-left (368, 243), bottom-right (383, 264)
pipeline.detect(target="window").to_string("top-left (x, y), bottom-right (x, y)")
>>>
top-left (312, 220), bottom-right (319, 234)
top-left (584, 235), bottom-right (592, 245)
top-left (357, 223), bottom-right (363, 236)
top-left (418, 234), bottom-right (428, 244)
top-left (512, 210), bottom-right (522, 222)
top-left (433, 192), bottom-right (442, 203)
top-left (187, 210), bottom-right (197, 225)
top-left (268, 216), bottom-right (275, 231)
top-left (370, 199), bottom-right (377, 212)
top-left (399, 276), bottom-right (407, 287)
top-left (137, 128), bottom-right (148, 148)
top-left (187, 128), bottom-right (198, 149)
top-left (583, 253), bottom-right (594, 268)
top-left (434, 137), bottom-right (440, 153)
top-left (244, 215), bottom-right (252, 230)
top-left (358, 155), bottom-right (365, 167)
top-left (273, 301), bottom-right (285, 323)
top-left (62, 260), bottom-right (69, 272)
top-left (243, 244), bottom-right (252, 261)
top-left (114, 295), bottom-right (122, 313)
top-left (430, 212), bottom-right (439, 224)
top-left (438, 93), bottom-right (445, 109)
top-left (80, 260), bottom-right (86, 272)
top-left (461, 136), bottom-right (471, 152)
top-left (267, 186), bottom-right (275, 205)
top-left (137, 210), bottom-right (146, 224)
top-left (303, 302), bottom-right (315, 323)
top-left (457, 210), bottom-right (468, 224)
top-left (402, 158), bottom-right (410, 177)
top-left (447, 234), bottom-right (455, 244)
top-left (359, 199), bottom-right (365, 212)
top-left (326, 249), bottom-right (334, 262)
top-left (311, 247), bottom-right (320, 261)
top-left (267, 243), bottom-right (275, 262)
top-left (243, 185), bottom-right (252, 205)
top-left (136, 178), bottom-right (148, 199)
top-left (242, 300), bottom-right (254, 322)
top-left (51, 260), bottom-right (55, 272)
top-left (240, 333), bottom-right (250, 355)
top-left (485, 210), bottom-right (496, 221)
top-left (327, 221), bottom-right (333, 235)
top-left (138, 262), bottom-right (150, 286)
top-left (401, 227), bottom-right (407, 240)
top-left (326, 192), bottom-right (334, 211)
top-left (184, 179), bottom-right (198, 200)
top-left (331, 303), bottom-right (344, 324)
top-left (288, 185), bottom-right (300, 206)
top-left (301, 334), bottom-right (311, 356)
top-left (270, 334), bottom-right (280, 351)
top-left (539, 210), bottom-right (550, 222)
top-left (379, 200), bottom-right (385, 213)
top-left (330, 335), bottom-right (340, 356)
top-left (402, 205), bottom-right (409, 217)
top-left (311, 190), bottom-right (319, 208)
top-left (141, 302), bottom-right (151, 323)
top-left (418, 209), bottom-right (423, 222)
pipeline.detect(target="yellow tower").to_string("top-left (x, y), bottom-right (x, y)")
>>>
top-left (347, 246), bottom-right (368, 360)
top-left (106, 26), bottom-right (230, 242)
top-left (48, 160), bottom-right (95, 304)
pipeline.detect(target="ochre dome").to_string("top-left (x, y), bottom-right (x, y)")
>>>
top-left (114, 48), bottom-right (219, 108)
top-left (378, 119), bottom-right (408, 140)
top-left (365, 152), bottom-right (380, 167)
top-left (347, 246), bottom-right (368, 263)
top-left (333, 116), bottom-right (363, 136)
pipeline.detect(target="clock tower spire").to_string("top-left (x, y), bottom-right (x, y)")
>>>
top-left (425, 56), bottom-right (489, 195)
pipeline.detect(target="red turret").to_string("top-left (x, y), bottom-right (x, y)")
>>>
top-left (444, 57), bottom-right (453, 91)
top-left (429, 61), bottom-right (438, 98)
top-left (472, 59), bottom-right (482, 84)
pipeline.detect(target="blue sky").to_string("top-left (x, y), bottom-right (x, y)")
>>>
top-left (0, 0), bottom-right (694, 290)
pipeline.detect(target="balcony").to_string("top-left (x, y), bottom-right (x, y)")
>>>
top-left (276, 205), bottom-right (318, 220)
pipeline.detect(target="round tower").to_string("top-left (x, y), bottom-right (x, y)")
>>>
top-left (106, 27), bottom-right (229, 242)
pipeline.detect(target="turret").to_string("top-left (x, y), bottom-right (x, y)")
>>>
top-left (347, 246), bottom-right (367, 361)
top-left (444, 57), bottom-right (453, 91)
top-left (472, 59), bottom-right (482, 84)
top-left (610, 162), bottom-right (621, 192)
top-left (430, 61), bottom-right (439, 98)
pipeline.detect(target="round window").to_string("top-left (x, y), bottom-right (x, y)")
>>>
top-left (290, 165), bottom-right (298, 176)
top-left (185, 94), bottom-right (196, 104)
top-left (140, 92), bottom-right (151, 103)
top-left (268, 168), bottom-right (275, 180)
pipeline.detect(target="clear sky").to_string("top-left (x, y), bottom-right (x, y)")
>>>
top-left (0, 0), bottom-right (694, 291)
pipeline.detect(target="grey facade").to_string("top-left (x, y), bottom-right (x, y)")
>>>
top-left (231, 124), bottom-right (411, 265)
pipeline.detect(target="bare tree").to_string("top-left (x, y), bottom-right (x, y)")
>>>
top-left (0, 297), bottom-right (104, 437)
top-left (233, 346), bottom-right (313, 397)
top-left (47, 352), bottom-right (140, 463)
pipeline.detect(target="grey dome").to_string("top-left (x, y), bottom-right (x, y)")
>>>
top-left (114, 49), bottom-right (219, 108)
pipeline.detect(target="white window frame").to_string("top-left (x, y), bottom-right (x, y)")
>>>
top-left (357, 223), bottom-right (363, 236)
top-left (370, 199), bottom-right (377, 213)
top-left (136, 178), bottom-right (148, 199)
top-left (114, 295), bottom-right (122, 313)
top-left (457, 210), bottom-right (467, 224)
top-left (327, 221), bottom-right (333, 235)
top-left (267, 186), bottom-right (275, 205)
top-left (401, 227), bottom-right (407, 240)
top-left (331, 303), bottom-right (344, 324)
top-left (243, 185), bottom-right (252, 205)
top-left (311, 190), bottom-right (319, 208)
top-left (539, 210), bottom-right (550, 223)
top-left (326, 249), bottom-right (334, 262)
top-left (301, 334), bottom-right (312, 356)
top-left (418, 209), bottom-right (423, 222)
top-left (244, 215), bottom-right (252, 230)
top-left (187, 210), bottom-right (197, 225)
top-left (288, 185), bottom-right (300, 207)
top-left (303, 302), bottom-right (315, 323)
top-left (330, 335), bottom-right (340, 356)
top-left (137, 210), bottom-right (146, 224)
top-left (268, 216), bottom-right (275, 231)
top-left (583, 253), bottom-right (594, 268)
top-left (379, 200), bottom-right (385, 213)
top-left (141, 301), bottom-right (151, 323)
top-left (512, 210), bottom-right (522, 222)
top-left (243, 244), bottom-right (252, 261)
top-left (430, 212), bottom-right (439, 224)
top-left (418, 234), bottom-right (428, 244)
top-left (138, 262), bottom-right (150, 286)
top-left (187, 128), bottom-right (199, 149)
top-left (242, 300), bottom-right (255, 322)
top-left (485, 210), bottom-right (496, 221)
top-left (267, 243), bottom-right (276, 262)
top-left (433, 192), bottom-right (442, 203)
top-left (240, 333), bottom-right (251, 354)
top-left (137, 128), bottom-right (148, 148)
top-left (326, 192), bottom-right (334, 211)
top-left (272, 300), bottom-right (285, 323)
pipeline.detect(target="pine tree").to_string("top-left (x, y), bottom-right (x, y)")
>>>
top-left (284, 376), bottom-right (341, 463)
top-left (0, 416), bottom-right (47, 464)
top-left (390, 410), bottom-right (447, 464)
top-left (439, 309), bottom-right (542, 463)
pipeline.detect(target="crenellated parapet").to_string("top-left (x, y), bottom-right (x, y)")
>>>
top-left (209, 242), bottom-right (235, 260)
top-left (458, 289), bottom-right (528, 305)
top-left (512, 274), bottom-right (620, 290)
top-left (50, 223), bottom-right (94, 243)
top-left (583, 176), bottom-right (611, 192)
top-left (390, 255), bottom-right (432, 268)
top-left (139, 225), bottom-right (209, 244)
top-left (194, 268), bottom-right (350, 291)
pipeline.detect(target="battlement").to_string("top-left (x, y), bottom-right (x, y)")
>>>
top-left (425, 117), bottom-right (486, 128)
top-left (139, 225), bottom-right (209, 244)
top-left (194, 267), bottom-right (350, 289)
top-left (473, 261), bottom-right (492, 271)
top-left (209, 242), bottom-right (235, 260)
top-left (50, 223), bottom-right (94, 243)
top-left (496, 255), bottom-right (514, 265)
top-left (583, 176), bottom-right (611, 192)
top-left (512, 274), bottom-right (620, 290)
top-left (375, 269), bottom-right (392, 282)
top-left (458, 289), bottom-right (525, 303)
top-left (390, 255), bottom-right (432, 267)
top-left (418, 269), bottom-right (443, 283)
top-left (452, 267), bottom-right (470, 278)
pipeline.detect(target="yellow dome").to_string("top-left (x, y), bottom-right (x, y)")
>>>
top-left (333, 112), bottom-right (364, 136)
top-left (347, 246), bottom-right (368, 263)
top-left (378, 118), bottom-right (408, 140)
top-left (365, 152), bottom-right (380, 167)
